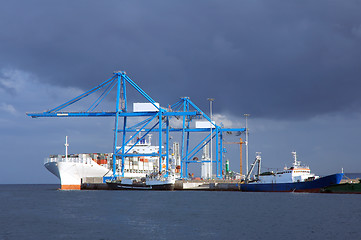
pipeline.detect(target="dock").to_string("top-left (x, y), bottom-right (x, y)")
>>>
top-left (80, 178), bottom-right (242, 191)
top-left (79, 177), bottom-right (361, 192)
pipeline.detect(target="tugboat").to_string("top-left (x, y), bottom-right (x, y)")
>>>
top-left (106, 170), bottom-right (175, 191)
top-left (144, 171), bottom-right (175, 190)
top-left (241, 152), bottom-right (343, 192)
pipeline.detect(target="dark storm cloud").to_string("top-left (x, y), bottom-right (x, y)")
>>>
top-left (1, 0), bottom-right (361, 119)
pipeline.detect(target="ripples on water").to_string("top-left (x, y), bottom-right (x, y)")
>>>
top-left (0, 184), bottom-right (360, 240)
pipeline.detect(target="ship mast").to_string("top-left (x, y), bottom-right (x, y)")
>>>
top-left (292, 151), bottom-right (300, 167)
top-left (65, 136), bottom-right (69, 161)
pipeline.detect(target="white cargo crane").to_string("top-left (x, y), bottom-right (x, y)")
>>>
top-left (245, 152), bottom-right (262, 183)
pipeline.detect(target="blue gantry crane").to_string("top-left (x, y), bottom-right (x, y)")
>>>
top-left (27, 71), bottom-right (245, 179)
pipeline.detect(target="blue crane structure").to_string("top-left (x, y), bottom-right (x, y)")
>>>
top-left (27, 71), bottom-right (245, 179)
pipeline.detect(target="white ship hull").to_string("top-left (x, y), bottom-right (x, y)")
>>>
top-left (45, 159), bottom-right (164, 190)
top-left (45, 158), bottom-right (112, 190)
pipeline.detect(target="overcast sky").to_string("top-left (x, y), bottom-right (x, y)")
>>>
top-left (1, 0), bottom-right (361, 184)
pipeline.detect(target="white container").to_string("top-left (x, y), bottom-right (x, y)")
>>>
top-left (195, 121), bottom-right (215, 129)
top-left (144, 162), bottom-right (149, 170)
top-left (133, 103), bottom-right (160, 112)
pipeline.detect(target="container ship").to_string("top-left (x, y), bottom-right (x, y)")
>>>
top-left (45, 135), bottom-right (180, 190)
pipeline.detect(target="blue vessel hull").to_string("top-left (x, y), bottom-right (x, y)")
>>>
top-left (241, 173), bottom-right (344, 192)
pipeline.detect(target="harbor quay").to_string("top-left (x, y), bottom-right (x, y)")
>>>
top-left (81, 178), bottom-right (242, 191)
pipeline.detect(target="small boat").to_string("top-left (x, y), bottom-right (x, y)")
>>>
top-left (106, 171), bottom-right (175, 191)
top-left (106, 178), bottom-right (152, 190)
top-left (145, 171), bottom-right (175, 190)
top-left (321, 179), bottom-right (361, 194)
top-left (241, 152), bottom-right (343, 192)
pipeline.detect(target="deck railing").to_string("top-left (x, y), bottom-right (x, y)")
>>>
top-left (44, 156), bottom-right (93, 164)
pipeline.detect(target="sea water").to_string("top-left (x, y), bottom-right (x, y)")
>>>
top-left (0, 184), bottom-right (360, 240)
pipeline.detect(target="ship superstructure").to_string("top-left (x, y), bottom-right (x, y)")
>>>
top-left (254, 152), bottom-right (318, 184)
